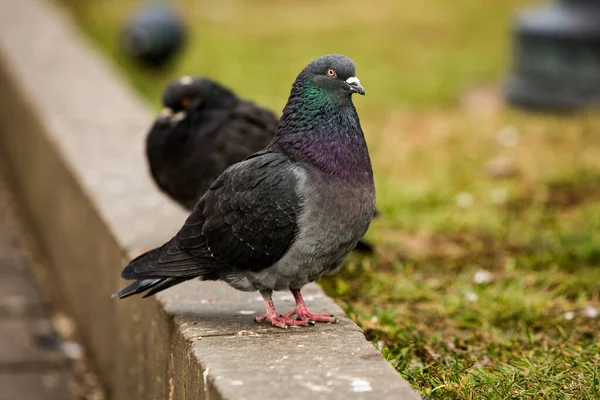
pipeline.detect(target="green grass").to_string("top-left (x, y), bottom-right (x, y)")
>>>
top-left (56, 0), bottom-right (600, 398)
top-left (323, 112), bottom-right (600, 399)
top-left (57, 0), bottom-right (529, 111)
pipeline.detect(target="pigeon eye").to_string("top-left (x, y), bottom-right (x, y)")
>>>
top-left (327, 69), bottom-right (337, 78)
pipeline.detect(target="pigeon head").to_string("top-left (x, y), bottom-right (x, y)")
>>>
top-left (276, 54), bottom-right (372, 183)
top-left (296, 54), bottom-right (365, 103)
top-left (160, 76), bottom-right (237, 118)
top-left (279, 54), bottom-right (366, 128)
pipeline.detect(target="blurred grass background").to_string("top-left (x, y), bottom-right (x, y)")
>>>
top-left (58, 0), bottom-right (528, 110)
top-left (56, 0), bottom-right (600, 398)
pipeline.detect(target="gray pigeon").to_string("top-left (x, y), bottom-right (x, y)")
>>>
top-left (114, 54), bottom-right (375, 328)
top-left (146, 76), bottom-right (376, 253)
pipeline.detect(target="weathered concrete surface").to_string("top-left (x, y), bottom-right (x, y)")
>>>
top-left (0, 268), bottom-right (48, 318)
top-left (0, 372), bottom-right (69, 400)
top-left (0, 0), bottom-right (420, 399)
top-left (0, 176), bottom-right (70, 400)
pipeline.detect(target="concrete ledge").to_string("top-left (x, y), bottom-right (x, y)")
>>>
top-left (0, 0), bottom-right (420, 399)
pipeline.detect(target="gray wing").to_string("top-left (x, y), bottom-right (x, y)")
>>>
top-left (121, 149), bottom-right (300, 279)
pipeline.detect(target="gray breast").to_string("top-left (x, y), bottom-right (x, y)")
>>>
top-left (245, 164), bottom-right (375, 292)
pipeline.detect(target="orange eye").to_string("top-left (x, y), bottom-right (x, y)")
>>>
top-left (327, 68), bottom-right (337, 77)
top-left (181, 98), bottom-right (191, 108)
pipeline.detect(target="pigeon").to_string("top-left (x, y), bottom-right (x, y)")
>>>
top-left (121, 4), bottom-right (187, 68)
top-left (146, 76), bottom-right (278, 210)
top-left (146, 75), bottom-right (377, 253)
top-left (114, 54), bottom-right (375, 328)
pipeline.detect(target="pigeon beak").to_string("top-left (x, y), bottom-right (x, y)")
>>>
top-left (346, 77), bottom-right (365, 95)
top-left (160, 107), bottom-right (174, 118)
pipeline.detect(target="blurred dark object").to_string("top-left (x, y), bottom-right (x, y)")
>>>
top-left (505, 0), bottom-right (600, 111)
top-left (147, 76), bottom-right (278, 210)
top-left (121, 3), bottom-right (187, 69)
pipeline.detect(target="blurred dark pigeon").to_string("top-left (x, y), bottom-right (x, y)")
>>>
top-left (146, 76), bottom-right (376, 253)
top-left (121, 4), bottom-right (186, 68)
top-left (147, 76), bottom-right (277, 210)
top-left (114, 54), bottom-right (375, 328)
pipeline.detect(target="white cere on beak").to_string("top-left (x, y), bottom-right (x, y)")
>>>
top-left (179, 75), bottom-right (194, 85)
top-left (345, 76), bottom-right (365, 95)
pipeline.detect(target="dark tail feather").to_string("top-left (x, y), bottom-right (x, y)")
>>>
top-left (112, 278), bottom-right (162, 299)
top-left (113, 240), bottom-right (199, 299)
top-left (112, 246), bottom-right (169, 298)
top-left (120, 246), bottom-right (164, 279)
top-left (350, 208), bottom-right (379, 254)
top-left (353, 239), bottom-right (375, 254)
top-left (112, 277), bottom-right (190, 299)
top-left (142, 277), bottom-right (188, 298)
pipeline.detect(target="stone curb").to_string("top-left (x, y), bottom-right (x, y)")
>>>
top-left (0, 0), bottom-right (420, 399)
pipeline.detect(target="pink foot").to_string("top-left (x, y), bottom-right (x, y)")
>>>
top-left (254, 313), bottom-right (312, 329)
top-left (254, 291), bottom-right (312, 329)
top-left (282, 308), bottom-right (338, 323)
top-left (284, 288), bottom-right (339, 324)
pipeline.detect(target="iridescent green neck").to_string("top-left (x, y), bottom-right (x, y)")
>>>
top-left (274, 75), bottom-right (372, 183)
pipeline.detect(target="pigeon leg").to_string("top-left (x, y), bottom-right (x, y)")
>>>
top-left (283, 288), bottom-right (339, 324)
top-left (254, 290), bottom-right (310, 329)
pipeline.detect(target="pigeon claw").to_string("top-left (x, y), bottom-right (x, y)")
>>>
top-left (294, 316), bottom-right (316, 325)
top-left (283, 309), bottom-right (339, 324)
top-left (254, 313), bottom-right (310, 329)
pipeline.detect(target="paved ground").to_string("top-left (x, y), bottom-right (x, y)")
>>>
top-left (0, 176), bottom-right (70, 400)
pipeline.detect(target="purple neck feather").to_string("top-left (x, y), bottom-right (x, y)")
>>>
top-left (274, 79), bottom-right (373, 184)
